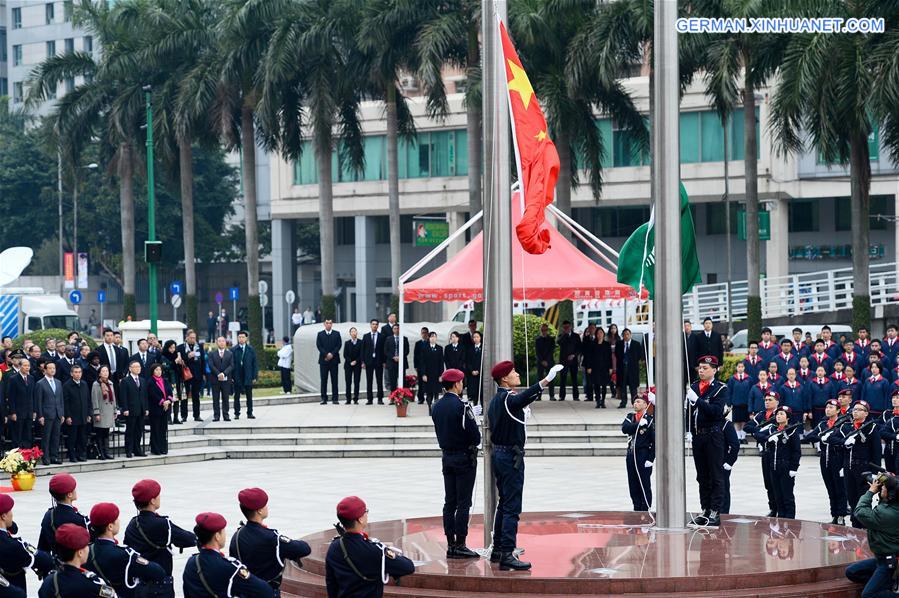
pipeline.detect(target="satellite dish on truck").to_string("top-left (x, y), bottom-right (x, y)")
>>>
top-left (0, 247), bottom-right (33, 287)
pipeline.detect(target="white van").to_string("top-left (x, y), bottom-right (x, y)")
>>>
top-left (730, 324), bottom-right (854, 356)
top-left (450, 300), bottom-right (552, 324)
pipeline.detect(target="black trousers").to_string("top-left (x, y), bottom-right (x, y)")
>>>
top-left (234, 384), bottom-right (253, 417)
top-left (441, 452), bottom-right (477, 543)
top-left (492, 448), bottom-right (524, 553)
top-left (847, 461), bottom-right (870, 528)
top-left (466, 375), bottom-right (481, 405)
top-left (692, 429), bottom-right (725, 513)
top-left (320, 362), bottom-right (338, 403)
top-left (618, 379), bottom-right (639, 406)
top-left (771, 468), bottom-right (796, 519)
top-left (536, 363), bottom-right (554, 398)
top-left (64, 424), bottom-right (87, 461)
top-left (626, 449), bottom-right (653, 511)
top-left (212, 380), bottom-right (232, 418)
top-left (11, 415), bottom-right (32, 448)
top-left (125, 414), bottom-right (145, 455)
top-left (182, 377), bottom-right (202, 420)
top-left (279, 367), bottom-right (292, 393)
top-left (149, 411), bottom-right (168, 454)
top-left (365, 364), bottom-right (384, 401)
top-left (721, 467), bottom-right (732, 514)
top-left (558, 362), bottom-right (578, 399)
top-left (416, 370), bottom-right (427, 403)
top-left (344, 366), bottom-right (361, 402)
top-left (590, 371), bottom-right (610, 404)
top-left (761, 452), bottom-right (777, 514)
top-left (94, 427), bottom-right (110, 457)
top-left (385, 362), bottom-right (399, 392)
top-left (821, 458), bottom-right (848, 517)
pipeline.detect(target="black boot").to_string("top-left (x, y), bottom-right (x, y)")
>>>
top-left (449, 536), bottom-right (478, 559)
top-left (490, 549), bottom-right (502, 563)
top-left (499, 552), bottom-right (531, 571)
top-left (445, 536), bottom-right (457, 559)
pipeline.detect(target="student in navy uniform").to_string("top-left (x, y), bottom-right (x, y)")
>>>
top-left (343, 328), bottom-right (363, 405)
top-left (830, 359), bottom-right (847, 385)
top-left (316, 320), bottom-right (342, 405)
top-left (621, 393), bottom-right (654, 512)
top-left (870, 341), bottom-right (891, 373)
top-left (535, 324), bottom-right (556, 401)
top-left (861, 352), bottom-right (888, 382)
top-left (789, 327), bottom-right (811, 359)
top-left (819, 326), bottom-right (841, 360)
top-left (853, 326), bottom-right (872, 359)
top-left (229, 488), bottom-right (311, 595)
top-left (807, 366), bottom-right (836, 424)
top-left (771, 339), bottom-right (799, 379)
top-left (744, 391), bottom-right (781, 517)
top-left (778, 369), bottom-right (807, 423)
top-left (39, 524), bottom-right (115, 598)
top-left (325, 496), bottom-right (415, 598)
top-left (421, 333), bottom-right (444, 412)
top-left (748, 370), bottom-right (774, 416)
top-left (85, 502), bottom-right (167, 598)
top-left (840, 401), bottom-right (882, 528)
top-left (686, 355), bottom-right (730, 528)
top-left (124, 479), bottom-right (197, 576)
top-left (839, 366), bottom-right (862, 403)
top-left (839, 339), bottom-right (864, 374)
top-left (753, 405), bottom-right (801, 519)
top-left (0, 494), bottom-right (53, 596)
top-left (431, 369), bottom-right (481, 559)
top-left (882, 324), bottom-right (899, 365)
top-left (861, 362), bottom-right (891, 416)
top-left (487, 360), bottom-right (561, 569)
top-left (726, 361), bottom-right (754, 439)
top-left (720, 418), bottom-right (740, 514)
top-left (757, 328), bottom-right (778, 365)
top-left (412, 328), bottom-right (429, 406)
top-left (38, 474), bottom-right (89, 556)
top-left (465, 332), bottom-right (483, 405)
top-left (797, 356), bottom-right (813, 383)
top-left (810, 339), bottom-right (835, 376)
top-left (879, 389), bottom-right (899, 474)
top-left (743, 341), bottom-right (765, 383)
top-left (765, 361), bottom-right (784, 390)
top-left (803, 399), bottom-right (850, 525)
top-left (183, 512), bottom-right (272, 598)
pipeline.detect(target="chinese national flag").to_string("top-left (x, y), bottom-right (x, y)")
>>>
top-left (499, 20), bottom-right (560, 255)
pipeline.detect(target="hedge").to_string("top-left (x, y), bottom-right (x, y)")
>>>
top-left (12, 329), bottom-right (98, 351)
top-left (513, 314), bottom-right (557, 375)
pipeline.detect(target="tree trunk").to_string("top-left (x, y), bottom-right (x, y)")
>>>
top-left (467, 21), bottom-right (482, 233)
top-left (386, 85), bottom-right (401, 298)
top-left (119, 142), bottom-right (136, 319)
top-left (179, 137), bottom-right (198, 331)
top-left (850, 130), bottom-right (872, 330)
top-left (316, 132), bottom-right (336, 300)
top-left (743, 79), bottom-right (761, 340)
top-left (240, 106), bottom-right (263, 348)
top-left (555, 128), bottom-right (572, 239)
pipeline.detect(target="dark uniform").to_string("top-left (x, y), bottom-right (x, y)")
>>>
top-left (804, 412), bottom-right (850, 522)
top-left (744, 409), bottom-right (778, 516)
top-left (124, 511), bottom-right (197, 576)
top-left (621, 410), bottom-right (654, 511)
top-left (37, 504), bottom-right (89, 556)
top-left (720, 420), bottom-right (740, 514)
top-left (687, 374), bottom-right (729, 523)
top-left (0, 526), bottom-right (53, 595)
top-left (342, 338), bottom-right (363, 404)
top-left (839, 414), bottom-right (882, 528)
top-left (753, 418), bottom-right (801, 519)
top-left (183, 548), bottom-right (272, 598)
top-left (879, 406), bottom-right (899, 474)
top-left (324, 531), bottom-right (415, 598)
top-left (534, 334), bottom-right (555, 400)
top-left (38, 565), bottom-right (115, 598)
top-left (412, 339), bottom-right (428, 405)
top-left (229, 521), bottom-right (311, 595)
top-left (431, 386), bottom-right (481, 550)
top-left (85, 537), bottom-right (167, 597)
top-left (421, 344), bottom-right (444, 411)
top-left (556, 331), bottom-right (581, 400)
top-left (0, 575), bottom-right (24, 598)
top-left (465, 344), bottom-right (483, 405)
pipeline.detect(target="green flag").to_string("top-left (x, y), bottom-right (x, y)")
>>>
top-left (616, 182), bottom-right (701, 300)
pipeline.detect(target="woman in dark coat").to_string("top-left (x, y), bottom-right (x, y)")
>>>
top-left (591, 327), bottom-right (613, 409)
top-left (160, 340), bottom-right (183, 424)
top-left (147, 363), bottom-right (173, 455)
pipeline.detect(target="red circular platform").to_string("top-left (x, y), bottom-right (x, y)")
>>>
top-left (282, 511), bottom-right (871, 596)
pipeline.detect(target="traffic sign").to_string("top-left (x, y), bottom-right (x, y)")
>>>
top-left (229, 287), bottom-right (240, 301)
top-left (215, 291), bottom-right (224, 304)
top-left (259, 294), bottom-right (268, 307)
top-left (97, 290), bottom-right (106, 304)
top-left (285, 290), bottom-right (296, 305)
top-left (171, 294), bottom-right (182, 309)
top-left (170, 281), bottom-right (183, 296)
top-left (69, 290), bottom-right (82, 305)
top-left (258, 280), bottom-right (268, 295)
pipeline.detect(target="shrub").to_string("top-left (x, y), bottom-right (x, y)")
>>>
top-left (717, 354), bottom-right (743, 381)
top-left (512, 314), bottom-right (556, 375)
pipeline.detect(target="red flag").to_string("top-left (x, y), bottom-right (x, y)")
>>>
top-left (499, 20), bottom-right (560, 255)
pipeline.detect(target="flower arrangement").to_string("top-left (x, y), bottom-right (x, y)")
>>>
top-left (404, 374), bottom-right (418, 389)
top-left (389, 387), bottom-right (415, 406)
top-left (0, 447), bottom-right (44, 475)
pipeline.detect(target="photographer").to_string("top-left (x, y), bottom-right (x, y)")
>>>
top-left (845, 473), bottom-right (899, 597)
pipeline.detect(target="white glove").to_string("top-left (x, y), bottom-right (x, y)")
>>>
top-left (821, 432), bottom-right (832, 442)
top-left (723, 463), bottom-right (732, 471)
top-left (686, 388), bottom-right (699, 404)
top-left (685, 432), bottom-right (693, 443)
top-left (647, 391), bottom-right (656, 405)
top-left (473, 405), bottom-right (482, 417)
top-left (788, 470), bottom-right (797, 478)
top-left (638, 417), bottom-right (649, 427)
top-left (844, 435), bottom-right (856, 447)
top-left (767, 434), bottom-right (779, 443)
top-left (644, 460), bottom-right (654, 468)
top-left (544, 364), bottom-right (564, 382)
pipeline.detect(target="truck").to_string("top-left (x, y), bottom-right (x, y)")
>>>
top-left (0, 288), bottom-right (81, 338)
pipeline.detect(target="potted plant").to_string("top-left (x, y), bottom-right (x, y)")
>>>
top-left (0, 447), bottom-right (44, 491)
top-left (388, 387), bottom-right (415, 417)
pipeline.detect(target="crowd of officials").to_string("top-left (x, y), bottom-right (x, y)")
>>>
top-left (0, 327), bottom-right (260, 464)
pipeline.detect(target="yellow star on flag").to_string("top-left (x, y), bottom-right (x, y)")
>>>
top-left (535, 130), bottom-right (547, 141)
top-left (507, 59), bottom-right (535, 110)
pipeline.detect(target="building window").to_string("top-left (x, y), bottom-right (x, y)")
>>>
top-left (12, 7), bottom-right (22, 29)
top-left (612, 122), bottom-right (649, 167)
top-left (0, 28), bottom-right (6, 62)
top-left (705, 202), bottom-right (738, 235)
top-left (0, 79), bottom-right (7, 97)
top-left (83, 36), bottom-right (93, 54)
top-left (64, 1), bottom-right (74, 22)
top-left (590, 206), bottom-right (651, 237)
top-left (817, 125), bottom-right (880, 165)
top-left (46, 3), bottom-right (55, 25)
top-left (47, 40), bottom-right (56, 58)
top-left (13, 45), bottom-right (23, 66)
top-left (65, 77), bottom-right (75, 93)
top-left (835, 195), bottom-right (895, 231)
top-left (335, 217), bottom-right (355, 245)
top-left (13, 82), bottom-right (23, 104)
top-left (65, 38), bottom-right (74, 54)
top-left (789, 199), bottom-right (820, 233)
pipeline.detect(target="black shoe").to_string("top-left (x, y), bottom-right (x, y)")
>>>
top-left (585, 398), bottom-right (594, 401)
top-left (247, 414), bottom-right (256, 419)
top-left (767, 510), bottom-right (776, 517)
top-left (499, 552), bottom-right (531, 571)
top-left (618, 401), bottom-right (627, 408)
top-left (549, 397), bottom-right (556, 401)
top-left (448, 544), bottom-right (479, 559)
top-left (600, 401), bottom-right (606, 408)
top-left (377, 399), bottom-right (384, 405)
top-left (126, 453), bottom-right (133, 459)
top-left (831, 516), bottom-right (839, 524)
top-left (345, 400), bottom-right (352, 405)
top-left (332, 400), bottom-right (339, 405)
top-left (135, 452), bottom-right (147, 457)
top-left (366, 399), bottom-right (373, 405)
top-left (213, 417), bottom-right (220, 422)
top-left (78, 457), bottom-right (87, 462)
top-left (559, 397), bottom-right (565, 401)
top-left (52, 460), bottom-right (63, 465)
top-left (223, 416), bottom-right (231, 422)
top-left (705, 513), bottom-right (721, 527)
top-left (194, 417), bottom-right (203, 422)
top-left (320, 401), bottom-right (328, 405)
top-left (573, 397), bottom-right (580, 401)
top-left (235, 414), bottom-right (240, 420)
top-left (417, 400), bottom-right (424, 404)
top-left (490, 549), bottom-right (502, 563)
top-left (690, 515), bottom-right (709, 527)
top-left (836, 516), bottom-right (846, 526)
top-left (594, 402), bottom-right (602, 409)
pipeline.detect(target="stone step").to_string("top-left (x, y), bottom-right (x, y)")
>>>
top-left (187, 422), bottom-right (626, 436)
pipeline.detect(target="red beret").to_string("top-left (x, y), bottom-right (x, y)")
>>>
top-left (89, 503), bottom-right (119, 528)
top-left (336, 496), bottom-right (367, 521)
top-left (195, 512), bottom-right (227, 533)
top-left (765, 390), bottom-right (780, 400)
top-left (132, 479), bottom-right (161, 503)
top-left (49, 473), bottom-right (76, 496)
top-left (776, 405), bottom-right (792, 414)
top-left (0, 494), bottom-right (14, 515)
top-left (238, 488), bottom-right (268, 511)
top-left (838, 388), bottom-right (854, 396)
top-left (440, 369), bottom-right (464, 383)
top-left (892, 388), bottom-right (899, 397)
top-left (698, 355), bottom-right (719, 367)
top-left (826, 399), bottom-right (840, 408)
top-left (854, 400), bottom-right (870, 412)
top-left (55, 523), bottom-right (90, 550)
top-left (491, 360), bottom-right (515, 380)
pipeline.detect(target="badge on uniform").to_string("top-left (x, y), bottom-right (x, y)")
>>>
top-left (280, 535), bottom-right (292, 543)
top-left (26, 544), bottom-right (35, 554)
top-left (238, 566), bottom-right (251, 580)
top-left (137, 556), bottom-right (149, 565)
top-left (638, 429), bottom-right (645, 435)
top-left (385, 548), bottom-right (396, 560)
top-left (99, 586), bottom-right (116, 597)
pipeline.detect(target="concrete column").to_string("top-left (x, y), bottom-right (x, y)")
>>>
top-left (765, 197), bottom-right (790, 280)
top-left (444, 211), bottom-right (466, 320)
top-left (271, 219), bottom-right (297, 341)
top-left (355, 215), bottom-right (377, 322)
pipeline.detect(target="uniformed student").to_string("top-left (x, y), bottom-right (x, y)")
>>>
top-left (686, 355), bottom-right (730, 528)
top-left (621, 393), bottom-right (654, 512)
top-left (183, 512), bottom-right (272, 598)
top-left (726, 361), bottom-right (753, 438)
top-left (880, 389), bottom-right (899, 474)
top-left (838, 378), bottom-right (859, 411)
top-left (430, 368), bottom-right (481, 559)
top-left (771, 339), bottom-right (799, 379)
top-left (803, 399), bottom-right (850, 525)
top-left (744, 390), bottom-right (780, 517)
top-left (85, 502), bottom-right (167, 597)
top-left (487, 360), bottom-right (562, 569)
top-left (753, 406), bottom-right (801, 519)
top-left (324, 496), bottom-right (415, 598)
top-left (230, 487), bottom-right (311, 595)
top-left (840, 401), bottom-right (882, 528)
top-left (757, 328), bottom-right (778, 365)
top-left (808, 366), bottom-right (836, 423)
top-left (37, 474), bottom-right (89, 556)
top-left (720, 418), bottom-right (740, 514)
top-left (0, 494), bottom-right (53, 596)
top-left (742, 341), bottom-right (765, 383)
top-left (748, 370), bottom-right (774, 415)
top-left (38, 524), bottom-right (115, 598)
top-left (124, 479), bottom-right (196, 576)
top-left (861, 362), bottom-right (891, 415)
top-left (778, 369), bottom-right (807, 423)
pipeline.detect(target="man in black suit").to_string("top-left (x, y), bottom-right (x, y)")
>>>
top-left (98, 329), bottom-right (124, 381)
top-left (343, 327), bottom-right (363, 404)
top-left (178, 329), bottom-right (206, 422)
top-left (55, 345), bottom-right (78, 384)
top-left (459, 320), bottom-right (480, 349)
top-left (413, 327), bottom-right (430, 404)
top-left (6, 358), bottom-right (35, 448)
top-left (692, 317), bottom-right (724, 369)
top-left (62, 365), bottom-right (91, 462)
top-left (444, 332), bottom-right (466, 371)
top-left (316, 320), bottom-right (341, 405)
top-left (384, 324), bottom-right (409, 392)
top-left (615, 328), bottom-right (643, 408)
top-left (683, 321), bottom-right (699, 383)
top-left (41, 339), bottom-right (59, 362)
top-left (557, 321), bottom-right (582, 400)
top-left (381, 313), bottom-right (398, 339)
top-left (535, 324), bottom-right (556, 400)
top-left (131, 338), bottom-right (156, 378)
top-left (422, 332), bottom-right (444, 410)
top-left (119, 360), bottom-right (148, 458)
top-left (465, 331), bottom-right (483, 405)
top-left (361, 319), bottom-right (385, 404)
top-left (208, 336), bottom-right (234, 421)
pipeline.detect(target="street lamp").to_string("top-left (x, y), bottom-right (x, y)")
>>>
top-left (73, 162), bottom-right (99, 286)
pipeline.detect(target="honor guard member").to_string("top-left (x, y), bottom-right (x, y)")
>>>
top-left (0, 494), bottom-right (53, 596)
top-left (840, 401), bottom-right (882, 528)
top-left (38, 524), bottom-right (115, 598)
top-left (430, 369), bottom-right (481, 559)
top-left (85, 502), bottom-right (167, 598)
top-left (622, 394), bottom-right (654, 511)
top-left (686, 356), bottom-right (730, 528)
top-left (487, 360), bottom-right (563, 570)
top-left (803, 399), bottom-right (850, 525)
top-left (38, 474), bottom-right (89, 555)
top-left (325, 496), bottom-right (415, 598)
top-left (745, 390), bottom-right (781, 516)
top-left (720, 416), bottom-right (741, 514)
top-left (753, 406), bottom-right (801, 519)
top-left (124, 479), bottom-right (197, 577)
top-left (183, 512), bottom-right (272, 598)
top-left (880, 389), bottom-right (899, 474)
top-left (229, 488), bottom-right (311, 596)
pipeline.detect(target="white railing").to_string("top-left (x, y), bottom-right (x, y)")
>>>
top-left (682, 262), bottom-right (899, 322)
